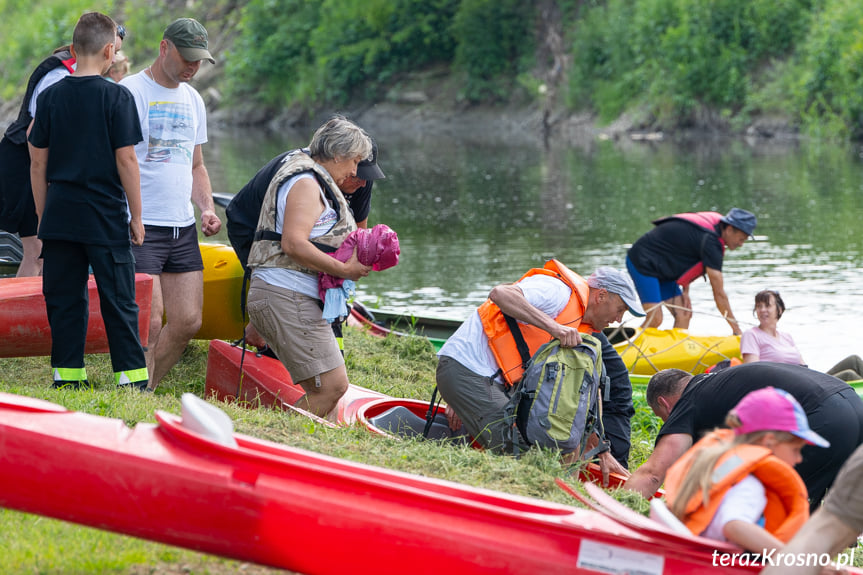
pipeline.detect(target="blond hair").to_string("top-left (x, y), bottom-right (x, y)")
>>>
top-left (669, 411), bottom-right (798, 518)
top-left (106, 50), bottom-right (130, 78)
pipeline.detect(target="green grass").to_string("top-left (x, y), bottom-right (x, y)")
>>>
top-left (0, 328), bottom-right (659, 573)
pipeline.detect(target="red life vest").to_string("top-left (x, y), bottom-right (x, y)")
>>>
top-left (477, 260), bottom-right (592, 386)
top-left (664, 429), bottom-right (809, 543)
top-left (652, 212), bottom-right (726, 287)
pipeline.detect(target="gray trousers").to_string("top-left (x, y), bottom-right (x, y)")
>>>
top-left (435, 355), bottom-right (528, 453)
top-left (827, 355), bottom-right (863, 382)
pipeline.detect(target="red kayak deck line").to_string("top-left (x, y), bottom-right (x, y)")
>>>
top-left (0, 273), bottom-right (153, 357)
top-left (0, 391), bottom-right (813, 574)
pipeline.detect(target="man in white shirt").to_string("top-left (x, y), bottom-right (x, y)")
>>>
top-left (121, 18), bottom-right (221, 389)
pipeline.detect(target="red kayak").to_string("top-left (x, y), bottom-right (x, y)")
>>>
top-left (0, 390), bottom-right (809, 574)
top-left (206, 339), bottom-right (651, 493)
top-left (205, 339), bottom-right (385, 425)
top-left (0, 274), bottom-right (152, 357)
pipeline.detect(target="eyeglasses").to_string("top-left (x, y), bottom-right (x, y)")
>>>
top-left (117, 24), bottom-right (126, 40)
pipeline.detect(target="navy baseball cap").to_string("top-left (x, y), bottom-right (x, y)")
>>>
top-left (721, 208), bottom-right (757, 237)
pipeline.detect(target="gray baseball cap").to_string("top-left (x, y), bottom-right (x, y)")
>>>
top-left (164, 18), bottom-right (215, 64)
top-left (587, 267), bottom-right (646, 317)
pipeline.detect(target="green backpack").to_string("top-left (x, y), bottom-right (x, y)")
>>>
top-left (505, 333), bottom-right (608, 457)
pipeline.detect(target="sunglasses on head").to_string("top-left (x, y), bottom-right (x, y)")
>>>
top-left (117, 24), bottom-right (126, 40)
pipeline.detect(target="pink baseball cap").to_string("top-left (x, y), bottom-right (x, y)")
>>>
top-left (730, 387), bottom-right (830, 448)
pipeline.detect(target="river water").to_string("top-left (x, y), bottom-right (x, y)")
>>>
top-left (206, 127), bottom-right (863, 372)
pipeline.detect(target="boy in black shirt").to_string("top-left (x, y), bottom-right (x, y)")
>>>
top-left (29, 11), bottom-right (148, 389)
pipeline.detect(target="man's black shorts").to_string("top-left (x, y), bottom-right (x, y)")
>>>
top-left (132, 224), bottom-right (203, 274)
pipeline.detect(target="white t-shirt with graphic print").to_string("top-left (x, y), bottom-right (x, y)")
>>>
top-left (121, 70), bottom-right (208, 227)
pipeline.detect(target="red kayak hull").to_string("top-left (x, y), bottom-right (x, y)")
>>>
top-left (204, 339), bottom-right (384, 425)
top-left (0, 273), bottom-right (152, 357)
top-left (0, 391), bottom-right (792, 574)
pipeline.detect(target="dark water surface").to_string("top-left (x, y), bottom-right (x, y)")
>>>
top-left (207, 128), bottom-right (863, 371)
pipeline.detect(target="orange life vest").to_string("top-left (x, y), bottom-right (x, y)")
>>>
top-left (652, 211), bottom-right (727, 287)
top-left (664, 429), bottom-right (809, 543)
top-left (477, 259), bottom-right (592, 386)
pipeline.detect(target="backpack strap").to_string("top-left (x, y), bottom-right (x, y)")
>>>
top-left (422, 386), bottom-right (444, 439)
top-left (502, 313), bottom-right (532, 382)
top-left (504, 380), bottom-right (529, 458)
top-left (502, 340), bottom-right (559, 458)
top-left (581, 357), bottom-right (611, 460)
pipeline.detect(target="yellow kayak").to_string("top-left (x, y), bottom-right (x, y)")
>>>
top-left (197, 242), bottom-right (246, 341)
top-left (607, 326), bottom-right (741, 376)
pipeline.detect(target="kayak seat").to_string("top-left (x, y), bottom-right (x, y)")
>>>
top-left (369, 406), bottom-right (452, 440)
top-left (0, 231), bottom-right (23, 264)
top-left (602, 326), bottom-right (637, 345)
top-left (180, 393), bottom-right (239, 448)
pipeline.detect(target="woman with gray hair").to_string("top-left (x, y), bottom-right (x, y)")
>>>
top-left (245, 116), bottom-right (373, 417)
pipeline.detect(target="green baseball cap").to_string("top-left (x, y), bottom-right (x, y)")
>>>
top-left (164, 18), bottom-right (215, 64)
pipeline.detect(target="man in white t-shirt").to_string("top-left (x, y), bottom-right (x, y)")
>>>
top-left (121, 18), bottom-right (221, 390)
top-left (436, 265), bottom-right (645, 479)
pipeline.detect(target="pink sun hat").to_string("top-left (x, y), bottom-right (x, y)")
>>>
top-left (730, 386), bottom-right (830, 448)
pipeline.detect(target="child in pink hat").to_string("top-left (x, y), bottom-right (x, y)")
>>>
top-left (660, 387), bottom-right (829, 554)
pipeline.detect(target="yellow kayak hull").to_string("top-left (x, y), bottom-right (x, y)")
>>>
top-left (197, 242), bottom-right (246, 341)
top-left (611, 327), bottom-right (740, 376)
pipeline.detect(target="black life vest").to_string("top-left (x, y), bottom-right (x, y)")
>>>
top-left (3, 50), bottom-right (75, 145)
top-left (226, 150), bottom-right (293, 270)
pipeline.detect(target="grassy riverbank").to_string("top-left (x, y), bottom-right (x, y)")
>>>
top-left (0, 327), bottom-right (661, 573)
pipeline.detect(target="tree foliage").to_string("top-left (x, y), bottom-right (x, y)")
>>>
top-left (6, 1), bottom-right (863, 140)
top-left (790, 0), bottom-right (863, 139)
top-left (226, 0), bottom-right (459, 107)
top-left (569, 0), bottom-right (814, 125)
top-left (0, 0), bottom-right (112, 101)
top-left (450, 0), bottom-right (535, 102)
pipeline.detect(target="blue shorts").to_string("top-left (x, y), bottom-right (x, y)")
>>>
top-left (132, 224), bottom-right (203, 274)
top-left (626, 255), bottom-right (681, 304)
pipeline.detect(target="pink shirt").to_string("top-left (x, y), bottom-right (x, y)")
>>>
top-left (740, 326), bottom-right (805, 365)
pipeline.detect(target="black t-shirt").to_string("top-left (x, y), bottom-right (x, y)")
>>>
top-left (658, 362), bottom-right (850, 444)
top-left (28, 76), bottom-right (142, 246)
top-left (627, 218), bottom-right (724, 282)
